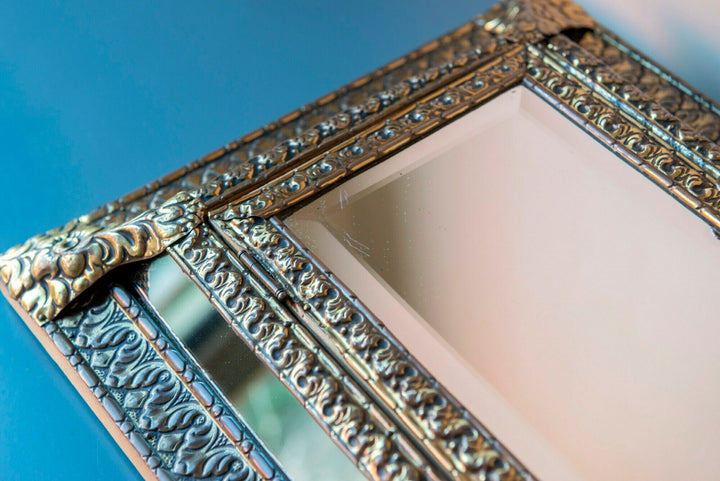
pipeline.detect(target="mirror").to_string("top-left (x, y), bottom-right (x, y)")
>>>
top-left (144, 255), bottom-right (365, 481)
top-left (284, 86), bottom-right (720, 481)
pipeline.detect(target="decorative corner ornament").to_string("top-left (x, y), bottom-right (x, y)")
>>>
top-left (4, 2), bottom-right (720, 479)
top-left (0, 0), bottom-right (593, 330)
top-left (0, 191), bottom-right (205, 325)
top-left (480, 0), bottom-right (595, 43)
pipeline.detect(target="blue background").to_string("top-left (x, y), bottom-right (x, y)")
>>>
top-left (0, 1), bottom-right (716, 479)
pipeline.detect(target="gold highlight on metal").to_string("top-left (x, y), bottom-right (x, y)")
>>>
top-left (2, 1), bottom-right (720, 480)
top-left (479, 0), bottom-right (594, 42)
top-left (0, 191), bottom-right (205, 324)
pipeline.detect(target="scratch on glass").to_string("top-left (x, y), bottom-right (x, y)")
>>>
top-left (343, 232), bottom-right (370, 258)
top-left (339, 189), bottom-right (349, 210)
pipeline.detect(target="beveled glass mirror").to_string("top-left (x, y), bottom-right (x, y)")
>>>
top-left (282, 85), bottom-right (720, 481)
top-left (3, 1), bottom-right (720, 480)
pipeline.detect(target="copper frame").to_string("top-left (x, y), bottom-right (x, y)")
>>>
top-left (3, 1), bottom-right (720, 480)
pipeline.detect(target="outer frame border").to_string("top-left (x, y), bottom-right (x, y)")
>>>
top-left (3, 1), bottom-right (720, 480)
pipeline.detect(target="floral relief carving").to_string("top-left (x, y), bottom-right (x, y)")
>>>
top-left (577, 30), bottom-right (720, 143)
top-left (53, 293), bottom-right (265, 481)
top-left (82, 24), bottom-right (502, 229)
top-left (0, 18), bottom-right (505, 327)
top-left (479, 0), bottom-right (594, 43)
top-left (545, 34), bottom-right (720, 180)
top-left (170, 227), bottom-right (431, 481)
top-left (0, 191), bottom-right (205, 324)
top-left (5, 2), bottom-right (720, 481)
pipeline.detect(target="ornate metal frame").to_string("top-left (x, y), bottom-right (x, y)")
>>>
top-left (3, 1), bottom-right (720, 480)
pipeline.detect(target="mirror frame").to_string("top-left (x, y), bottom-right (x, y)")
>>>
top-left (3, 1), bottom-right (720, 480)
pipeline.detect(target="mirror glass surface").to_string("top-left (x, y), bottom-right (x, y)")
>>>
top-left (144, 255), bottom-right (364, 481)
top-left (284, 86), bottom-right (720, 481)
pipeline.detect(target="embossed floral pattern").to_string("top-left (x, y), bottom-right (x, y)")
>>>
top-left (0, 192), bottom-right (205, 324)
top-left (170, 227), bottom-right (432, 481)
top-left (213, 218), bottom-right (530, 481)
top-left (53, 293), bottom-right (269, 481)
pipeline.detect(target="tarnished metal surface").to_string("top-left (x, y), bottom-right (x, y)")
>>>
top-left (169, 226), bottom-right (441, 481)
top-left (525, 43), bottom-right (720, 232)
top-left (0, 10), bottom-right (505, 327)
top-left (212, 217), bottom-right (531, 481)
top-left (545, 34), bottom-right (720, 180)
top-left (80, 20), bottom-right (504, 229)
top-left (580, 29), bottom-right (720, 143)
top-left (45, 286), bottom-right (288, 481)
top-left (0, 192), bottom-right (205, 324)
top-left (479, 0), bottom-right (594, 42)
top-left (3, 1), bottom-right (720, 480)
top-left (214, 46), bottom-right (524, 220)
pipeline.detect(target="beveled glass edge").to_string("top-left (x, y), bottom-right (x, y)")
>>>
top-left (214, 41), bottom-right (720, 236)
top-left (168, 225), bottom-right (444, 481)
top-left (525, 42), bottom-right (720, 231)
top-left (191, 44), bottom-right (533, 481)
top-left (2, 1), bottom-right (720, 480)
top-left (545, 33), bottom-right (720, 181)
top-left (0, 7), bottom-right (509, 328)
top-left (6, 0), bottom-right (720, 328)
top-left (128, 277), bottom-right (292, 481)
top-left (79, 12), bottom-right (509, 228)
top-left (214, 45), bottom-right (526, 221)
top-left (202, 19), bottom-right (720, 481)
top-left (211, 216), bottom-right (534, 481)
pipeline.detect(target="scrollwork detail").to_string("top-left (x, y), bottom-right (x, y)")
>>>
top-left (171, 227), bottom-right (429, 481)
top-left (213, 217), bottom-right (529, 481)
top-left (219, 47), bottom-right (525, 220)
top-left (81, 22), bottom-right (502, 229)
top-left (578, 30), bottom-right (720, 144)
top-left (0, 17), bottom-right (507, 328)
top-left (54, 293), bottom-right (262, 481)
top-left (0, 191), bottom-right (205, 324)
top-left (479, 0), bottom-right (594, 43)
top-left (545, 34), bottom-right (720, 180)
top-left (526, 47), bottom-right (720, 229)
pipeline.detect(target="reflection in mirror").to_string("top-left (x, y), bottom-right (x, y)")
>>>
top-left (284, 86), bottom-right (720, 481)
top-left (144, 255), bottom-right (364, 481)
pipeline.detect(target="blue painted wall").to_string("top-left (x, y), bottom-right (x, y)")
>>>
top-left (0, 1), bottom-right (717, 479)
